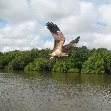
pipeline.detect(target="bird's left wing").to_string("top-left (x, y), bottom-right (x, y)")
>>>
top-left (46, 22), bottom-right (65, 51)
top-left (62, 36), bottom-right (80, 53)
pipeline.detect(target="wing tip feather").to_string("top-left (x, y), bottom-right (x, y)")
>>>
top-left (46, 22), bottom-right (60, 34)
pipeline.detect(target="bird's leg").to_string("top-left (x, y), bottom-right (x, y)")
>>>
top-left (64, 54), bottom-right (68, 56)
top-left (50, 56), bottom-right (54, 59)
top-left (72, 43), bottom-right (76, 47)
top-left (61, 53), bottom-right (68, 57)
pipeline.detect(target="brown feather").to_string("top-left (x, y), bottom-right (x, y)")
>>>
top-left (46, 22), bottom-right (80, 58)
top-left (46, 22), bottom-right (65, 51)
top-left (62, 44), bottom-right (74, 53)
top-left (62, 36), bottom-right (80, 53)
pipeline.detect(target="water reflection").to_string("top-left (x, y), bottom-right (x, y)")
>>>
top-left (0, 71), bottom-right (111, 111)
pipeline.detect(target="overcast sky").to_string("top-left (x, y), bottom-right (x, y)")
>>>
top-left (0, 0), bottom-right (111, 52)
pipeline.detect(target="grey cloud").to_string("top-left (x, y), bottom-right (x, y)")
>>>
top-left (0, 0), bottom-right (111, 52)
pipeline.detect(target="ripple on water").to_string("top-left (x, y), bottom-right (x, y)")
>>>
top-left (0, 72), bottom-right (111, 111)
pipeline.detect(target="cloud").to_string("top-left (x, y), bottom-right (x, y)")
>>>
top-left (0, 19), bottom-right (55, 52)
top-left (0, 0), bottom-right (31, 22)
top-left (0, 20), bottom-right (42, 51)
top-left (0, 0), bottom-right (111, 52)
top-left (99, 4), bottom-right (111, 26)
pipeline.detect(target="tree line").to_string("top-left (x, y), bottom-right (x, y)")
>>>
top-left (0, 47), bottom-right (111, 74)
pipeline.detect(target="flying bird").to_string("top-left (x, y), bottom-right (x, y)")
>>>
top-left (46, 22), bottom-right (80, 59)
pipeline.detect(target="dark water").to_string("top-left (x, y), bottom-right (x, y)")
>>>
top-left (0, 71), bottom-right (111, 111)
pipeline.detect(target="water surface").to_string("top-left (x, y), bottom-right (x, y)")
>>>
top-left (0, 71), bottom-right (111, 111)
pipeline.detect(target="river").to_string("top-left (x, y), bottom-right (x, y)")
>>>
top-left (0, 71), bottom-right (111, 111)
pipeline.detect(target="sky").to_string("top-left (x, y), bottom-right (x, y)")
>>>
top-left (0, 0), bottom-right (111, 52)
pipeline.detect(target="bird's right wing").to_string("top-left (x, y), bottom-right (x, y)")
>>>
top-left (46, 22), bottom-right (65, 51)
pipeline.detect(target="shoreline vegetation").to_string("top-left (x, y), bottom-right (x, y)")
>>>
top-left (0, 46), bottom-right (111, 74)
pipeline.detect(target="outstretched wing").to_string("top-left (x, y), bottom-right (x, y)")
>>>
top-left (62, 36), bottom-right (80, 53)
top-left (46, 22), bottom-right (65, 51)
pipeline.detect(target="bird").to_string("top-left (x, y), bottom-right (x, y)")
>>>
top-left (46, 22), bottom-right (80, 59)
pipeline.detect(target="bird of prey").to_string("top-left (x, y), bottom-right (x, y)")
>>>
top-left (46, 22), bottom-right (80, 59)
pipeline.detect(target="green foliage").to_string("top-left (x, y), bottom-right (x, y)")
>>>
top-left (68, 46), bottom-right (92, 69)
top-left (25, 58), bottom-right (49, 71)
top-left (0, 52), bottom-right (3, 56)
top-left (0, 48), bottom-right (51, 71)
top-left (81, 48), bottom-right (111, 74)
top-left (1, 47), bottom-right (111, 74)
top-left (52, 46), bottom-right (92, 73)
top-left (52, 60), bottom-right (70, 72)
top-left (68, 68), bottom-right (79, 73)
top-left (7, 49), bottom-right (40, 70)
top-left (0, 50), bottom-right (21, 69)
top-left (0, 47), bottom-right (94, 73)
